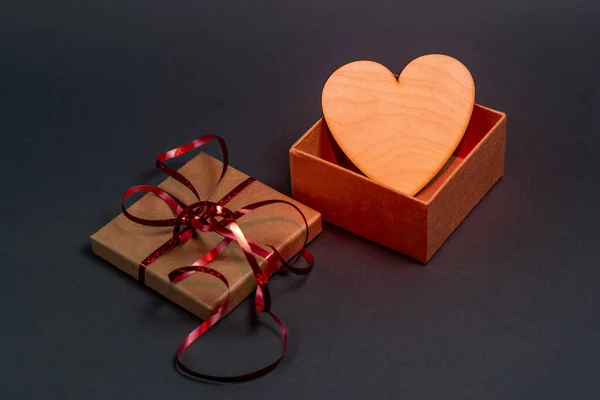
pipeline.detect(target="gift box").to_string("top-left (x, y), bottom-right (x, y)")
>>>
top-left (91, 151), bottom-right (322, 320)
top-left (290, 104), bottom-right (506, 263)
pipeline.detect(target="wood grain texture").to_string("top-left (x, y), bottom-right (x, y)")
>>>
top-left (321, 54), bottom-right (475, 196)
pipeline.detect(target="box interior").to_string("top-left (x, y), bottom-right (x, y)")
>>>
top-left (294, 104), bottom-right (504, 203)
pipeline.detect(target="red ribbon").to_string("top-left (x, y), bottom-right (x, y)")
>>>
top-left (121, 135), bottom-right (315, 382)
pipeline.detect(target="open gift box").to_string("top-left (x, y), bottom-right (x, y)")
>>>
top-left (290, 104), bottom-right (506, 263)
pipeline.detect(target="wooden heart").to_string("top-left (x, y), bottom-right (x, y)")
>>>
top-left (321, 54), bottom-right (475, 196)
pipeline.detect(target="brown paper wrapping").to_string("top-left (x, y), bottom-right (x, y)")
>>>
top-left (91, 152), bottom-right (322, 320)
top-left (290, 104), bottom-right (506, 263)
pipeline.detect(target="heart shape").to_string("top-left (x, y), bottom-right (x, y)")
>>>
top-left (321, 54), bottom-right (475, 196)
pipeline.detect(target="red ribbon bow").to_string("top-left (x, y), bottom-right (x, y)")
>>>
top-left (121, 135), bottom-right (314, 382)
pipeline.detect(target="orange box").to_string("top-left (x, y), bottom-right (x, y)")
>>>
top-left (290, 104), bottom-right (506, 263)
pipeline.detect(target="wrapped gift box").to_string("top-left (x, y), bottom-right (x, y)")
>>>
top-left (91, 152), bottom-right (322, 319)
top-left (290, 104), bottom-right (506, 263)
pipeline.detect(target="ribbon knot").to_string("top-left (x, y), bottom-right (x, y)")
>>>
top-left (176, 206), bottom-right (196, 224)
top-left (120, 135), bottom-right (314, 383)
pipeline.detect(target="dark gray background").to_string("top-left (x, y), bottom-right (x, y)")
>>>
top-left (1, 0), bottom-right (599, 398)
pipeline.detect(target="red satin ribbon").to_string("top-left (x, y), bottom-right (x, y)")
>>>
top-left (121, 135), bottom-right (314, 382)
